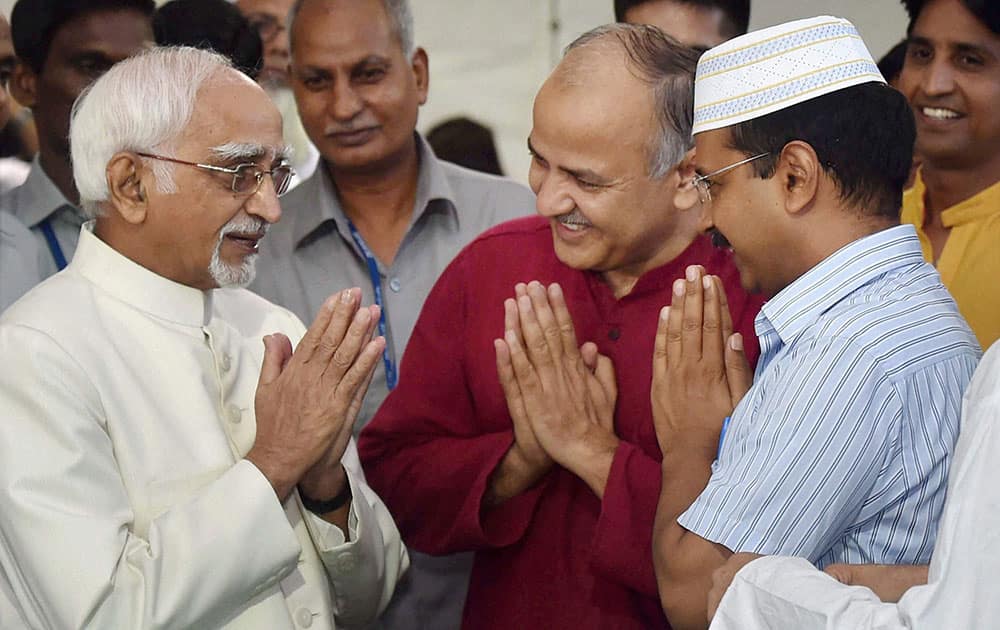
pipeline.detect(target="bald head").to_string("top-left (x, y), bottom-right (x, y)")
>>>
top-left (549, 30), bottom-right (627, 87)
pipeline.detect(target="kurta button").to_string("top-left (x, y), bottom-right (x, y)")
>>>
top-left (389, 277), bottom-right (402, 292)
top-left (220, 354), bottom-right (231, 373)
top-left (226, 404), bottom-right (242, 423)
top-left (335, 553), bottom-right (357, 573)
top-left (608, 327), bottom-right (621, 340)
top-left (294, 607), bottom-right (314, 628)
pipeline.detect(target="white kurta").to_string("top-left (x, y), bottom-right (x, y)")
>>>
top-left (710, 342), bottom-right (1000, 630)
top-left (0, 225), bottom-right (407, 629)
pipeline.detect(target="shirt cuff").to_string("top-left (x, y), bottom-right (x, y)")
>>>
top-left (589, 440), bottom-right (661, 597)
top-left (475, 433), bottom-right (552, 548)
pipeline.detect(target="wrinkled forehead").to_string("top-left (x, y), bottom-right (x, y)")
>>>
top-left (180, 73), bottom-right (288, 160)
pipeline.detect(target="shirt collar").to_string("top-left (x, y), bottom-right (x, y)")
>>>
top-left (759, 224), bottom-right (925, 346)
top-left (72, 222), bottom-right (213, 327)
top-left (11, 157), bottom-right (77, 228)
top-left (290, 133), bottom-right (458, 248)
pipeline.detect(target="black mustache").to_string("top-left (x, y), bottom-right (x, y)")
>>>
top-left (709, 229), bottom-right (732, 249)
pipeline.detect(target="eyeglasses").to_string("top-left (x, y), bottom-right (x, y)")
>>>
top-left (137, 153), bottom-right (295, 197)
top-left (692, 152), bottom-right (770, 205)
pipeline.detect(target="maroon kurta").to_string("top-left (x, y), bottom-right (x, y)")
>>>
top-left (359, 216), bottom-right (763, 629)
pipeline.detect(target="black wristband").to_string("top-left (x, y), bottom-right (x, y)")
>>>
top-left (299, 481), bottom-right (353, 514)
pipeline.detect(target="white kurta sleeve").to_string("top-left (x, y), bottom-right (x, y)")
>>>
top-left (0, 325), bottom-right (304, 629)
top-left (300, 439), bottom-right (409, 628)
top-left (711, 344), bottom-right (1000, 630)
top-left (710, 557), bottom-right (909, 629)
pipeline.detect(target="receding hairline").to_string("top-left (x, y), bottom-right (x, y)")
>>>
top-left (551, 32), bottom-right (635, 88)
top-left (288, 0), bottom-right (413, 57)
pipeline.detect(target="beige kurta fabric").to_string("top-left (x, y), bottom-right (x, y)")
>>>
top-left (0, 225), bottom-right (407, 629)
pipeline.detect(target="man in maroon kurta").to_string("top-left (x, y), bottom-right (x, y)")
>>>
top-left (358, 24), bottom-right (763, 629)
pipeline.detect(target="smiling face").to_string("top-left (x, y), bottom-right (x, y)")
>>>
top-left (527, 51), bottom-right (698, 296)
top-left (898, 0), bottom-right (1000, 171)
top-left (141, 74), bottom-right (286, 290)
top-left (289, 0), bottom-right (427, 175)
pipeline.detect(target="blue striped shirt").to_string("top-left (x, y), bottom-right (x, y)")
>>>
top-left (678, 225), bottom-right (980, 568)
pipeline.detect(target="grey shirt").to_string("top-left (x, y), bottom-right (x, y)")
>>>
top-left (0, 157), bottom-right (83, 281)
top-left (0, 211), bottom-right (42, 312)
top-left (252, 135), bottom-right (535, 430)
top-left (252, 136), bottom-right (534, 630)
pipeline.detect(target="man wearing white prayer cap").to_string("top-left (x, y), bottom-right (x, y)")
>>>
top-left (648, 16), bottom-right (980, 630)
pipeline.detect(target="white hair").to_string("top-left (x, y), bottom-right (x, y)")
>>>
top-left (70, 46), bottom-right (236, 219)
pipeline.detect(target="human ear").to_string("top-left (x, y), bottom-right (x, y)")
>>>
top-left (671, 147), bottom-right (700, 212)
top-left (9, 61), bottom-right (38, 109)
top-left (106, 153), bottom-right (149, 225)
top-left (775, 140), bottom-right (819, 216)
top-left (411, 47), bottom-right (429, 106)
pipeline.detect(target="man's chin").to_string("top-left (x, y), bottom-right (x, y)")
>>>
top-left (209, 255), bottom-right (258, 288)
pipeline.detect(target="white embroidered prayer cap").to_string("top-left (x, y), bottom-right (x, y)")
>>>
top-left (692, 16), bottom-right (885, 135)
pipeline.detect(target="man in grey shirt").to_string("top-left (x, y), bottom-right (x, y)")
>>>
top-left (252, 0), bottom-right (534, 431)
top-left (250, 1), bottom-right (534, 628)
top-left (1, 0), bottom-right (154, 282)
top-left (0, 211), bottom-right (39, 311)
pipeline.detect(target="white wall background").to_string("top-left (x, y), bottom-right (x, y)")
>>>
top-left (412, 0), bottom-right (909, 183)
top-left (0, 0), bottom-right (909, 183)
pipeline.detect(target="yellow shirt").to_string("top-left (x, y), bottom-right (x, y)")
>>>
top-left (902, 172), bottom-right (1000, 350)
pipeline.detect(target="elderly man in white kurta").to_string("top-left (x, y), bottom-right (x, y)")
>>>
top-left (0, 46), bottom-right (407, 629)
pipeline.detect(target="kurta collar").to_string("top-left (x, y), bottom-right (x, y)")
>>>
top-left (11, 157), bottom-right (78, 228)
top-left (908, 170), bottom-right (1000, 228)
top-left (72, 223), bottom-right (213, 327)
top-left (290, 133), bottom-right (459, 249)
top-left (759, 224), bottom-right (924, 347)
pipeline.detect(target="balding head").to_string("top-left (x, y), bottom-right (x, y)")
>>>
top-left (550, 23), bottom-right (700, 178)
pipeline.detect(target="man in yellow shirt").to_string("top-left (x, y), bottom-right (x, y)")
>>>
top-left (898, 0), bottom-right (1000, 349)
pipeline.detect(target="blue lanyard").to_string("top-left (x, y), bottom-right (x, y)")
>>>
top-left (346, 220), bottom-right (397, 390)
top-left (716, 415), bottom-right (731, 460)
top-left (39, 218), bottom-right (67, 270)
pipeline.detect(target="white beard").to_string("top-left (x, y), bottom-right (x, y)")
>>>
top-left (208, 215), bottom-right (268, 288)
